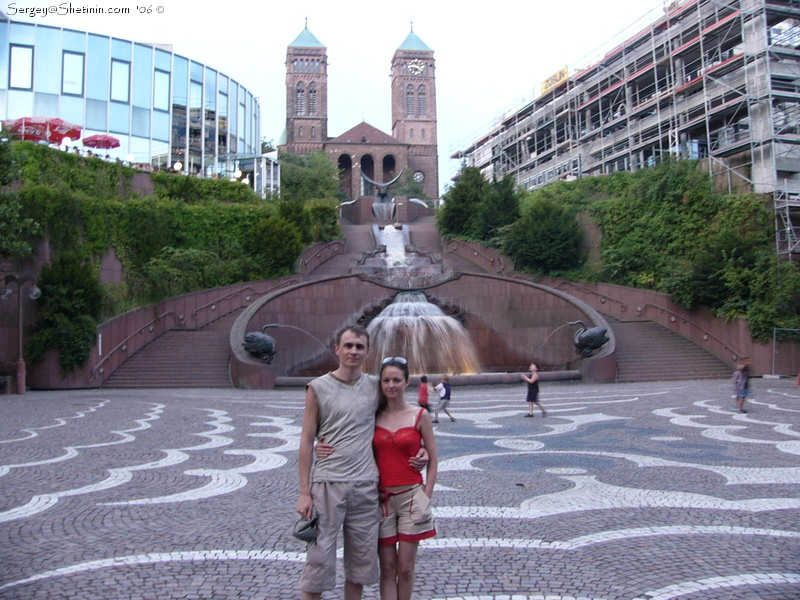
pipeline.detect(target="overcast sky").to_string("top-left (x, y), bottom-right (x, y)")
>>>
top-left (14, 0), bottom-right (670, 193)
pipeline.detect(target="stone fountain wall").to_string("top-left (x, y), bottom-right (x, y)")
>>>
top-left (229, 272), bottom-right (615, 388)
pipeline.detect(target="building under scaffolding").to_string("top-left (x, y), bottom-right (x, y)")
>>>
top-left (454, 0), bottom-right (800, 256)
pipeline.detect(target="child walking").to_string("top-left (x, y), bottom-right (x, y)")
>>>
top-left (417, 375), bottom-right (433, 415)
top-left (433, 375), bottom-right (455, 423)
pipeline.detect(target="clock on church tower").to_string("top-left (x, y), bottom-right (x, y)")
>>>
top-left (391, 27), bottom-right (439, 200)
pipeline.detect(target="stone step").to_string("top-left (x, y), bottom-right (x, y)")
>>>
top-left (103, 310), bottom-right (240, 389)
top-left (607, 317), bottom-right (731, 382)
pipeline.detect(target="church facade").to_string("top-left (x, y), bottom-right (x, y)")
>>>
top-left (283, 26), bottom-right (440, 203)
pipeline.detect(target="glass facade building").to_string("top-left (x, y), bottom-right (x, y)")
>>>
top-left (0, 13), bottom-right (261, 177)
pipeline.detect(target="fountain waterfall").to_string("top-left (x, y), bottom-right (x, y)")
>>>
top-left (366, 291), bottom-right (481, 375)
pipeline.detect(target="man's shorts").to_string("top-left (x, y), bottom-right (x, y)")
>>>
top-left (437, 398), bottom-right (451, 411)
top-left (299, 480), bottom-right (380, 593)
top-left (378, 484), bottom-right (436, 546)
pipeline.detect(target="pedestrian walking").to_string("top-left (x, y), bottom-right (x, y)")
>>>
top-left (732, 363), bottom-right (751, 414)
top-left (433, 375), bottom-right (455, 423)
top-left (520, 362), bottom-right (547, 417)
top-left (417, 375), bottom-right (433, 415)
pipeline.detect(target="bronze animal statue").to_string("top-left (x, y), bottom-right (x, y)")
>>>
top-left (567, 320), bottom-right (610, 357)
top-left (243, 332), bottom-right (276, 363)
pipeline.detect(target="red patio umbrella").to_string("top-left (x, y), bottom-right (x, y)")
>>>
top-left (3, 117), bottom-right (82, 144)
top-left (82, 133), bottom-right (121, 150)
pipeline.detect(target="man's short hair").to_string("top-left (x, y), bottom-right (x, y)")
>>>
top-left (335, 324), bottom-right (370, 347)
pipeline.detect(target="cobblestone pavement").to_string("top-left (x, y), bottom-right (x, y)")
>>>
top-left (1, 378), bottom-right (799, 600)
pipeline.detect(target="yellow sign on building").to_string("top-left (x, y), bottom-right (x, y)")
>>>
top-left (541, 67), bottom-right (570, 96)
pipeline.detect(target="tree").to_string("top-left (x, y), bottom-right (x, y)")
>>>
top-left (26, 253), bottom-right (103, 372)
top-left (251, 216), bottom-right (305, 277)
top-left (391, 169), bottom-right (429, 203)
top-left (499, 195), bottom-right (583, 273)
top-left (0, 192), bottom-right (41, 257)
top-left (279, 151), bottom-right (342, 204)
top-left (437, 166), bottom-right (488, 238)
top-left (260, 138), bottom-right (276, 154)
top-left (0, 137), bottom-right (39, 257)
top-left (476, 175), bottom-right (521, 242)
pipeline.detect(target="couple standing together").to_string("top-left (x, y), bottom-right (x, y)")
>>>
top-left (296, 325), bottom-right (438, 600)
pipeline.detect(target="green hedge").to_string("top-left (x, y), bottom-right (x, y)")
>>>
top-left (0, 142), bottom-right (346, 371)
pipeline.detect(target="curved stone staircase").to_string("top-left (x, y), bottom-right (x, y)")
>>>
top-left (103, 310), bottom-right (240, 388)
top-left (101, 220), bottom-right (732, 387)
top-left (608, 317), bottom-right (731, 382)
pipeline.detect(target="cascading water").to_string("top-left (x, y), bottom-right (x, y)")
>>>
top-left (366, 291), bottom-right (481, 375)
top-left (381, 224), bottom-right (407, 266)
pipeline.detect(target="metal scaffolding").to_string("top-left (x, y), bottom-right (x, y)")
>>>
top-left (455, 0), bottom-right (800, 256)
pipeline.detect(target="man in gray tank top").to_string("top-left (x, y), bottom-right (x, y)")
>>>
top-left (296, 325), bottom-right (427, 600)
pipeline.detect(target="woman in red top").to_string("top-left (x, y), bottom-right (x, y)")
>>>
top-left (374, 357), bottom-right (437, 600)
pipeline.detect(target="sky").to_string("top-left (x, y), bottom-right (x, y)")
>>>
top-left (8, 0), bottom-right (671, 194)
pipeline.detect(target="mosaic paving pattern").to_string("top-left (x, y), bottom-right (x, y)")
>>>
top-left (0, 379), bottom-right (798, 599)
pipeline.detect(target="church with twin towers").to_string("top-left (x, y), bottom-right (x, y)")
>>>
top-left (282, 24), bottom-right (440, 203)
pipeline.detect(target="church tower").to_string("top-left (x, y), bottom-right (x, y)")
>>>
top-left (285, 25), bottom-right (327, 155)
top-left (391, 27), bottom-right (439, 200)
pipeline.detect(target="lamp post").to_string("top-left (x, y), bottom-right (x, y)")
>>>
top-left (2, 275), bottom-right (42, 394)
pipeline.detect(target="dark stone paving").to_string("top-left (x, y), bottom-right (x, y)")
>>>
top-left (1, 378), bottom-right (799, 599)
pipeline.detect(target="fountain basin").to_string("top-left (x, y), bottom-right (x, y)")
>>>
top-left (229, 272), bottom-right (615, 388)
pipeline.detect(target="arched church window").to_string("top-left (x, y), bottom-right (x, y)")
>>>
top-left (418, 86), bottom-right (427, 117)
top-left (299, 126), bottom-right (304, 138)
top-left (406, 85), bottom-right (415, 117)
top-left (311, 126), bottom-right (316, 138)
top-left (308, 82), bottom-right (317, 115)
top-left (296, 82), bottom-right (305, 116)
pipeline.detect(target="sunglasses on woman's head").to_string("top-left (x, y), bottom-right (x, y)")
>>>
top-left (382, 356), bottom-right (407, 365)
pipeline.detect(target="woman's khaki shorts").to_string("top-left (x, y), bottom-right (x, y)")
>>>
top-left (378, 483), bottom-right (436, 546)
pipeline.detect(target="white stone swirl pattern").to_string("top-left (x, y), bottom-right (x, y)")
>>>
top-left (0, 382), bottom-right (798, 599)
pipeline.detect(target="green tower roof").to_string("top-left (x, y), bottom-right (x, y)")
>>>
top-left (289, 26), bottom-right (325, 48)
top-left (398, 30), bottom-right (432, 51)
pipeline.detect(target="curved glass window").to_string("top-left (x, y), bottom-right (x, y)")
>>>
top-left (62, 51), bottom-right (84, 96)
top-left (33, 27), bottom-right (59, 94)
top-left (417, 85), bottom-right (426, 117)
top-left (132, 106), bottom-right (150, 137)
top-left (62, 29), bottom-right (85, 53)
top-left (132, 44), bottom-right (152, 108)
top-left (110, 59), bottom-right (130, 103)
top-left (110, 38), bottom-right (131, 61)
top-left (153, 69), bottom-right (169, 111)
top-left (9, 44), bottom-right (32, 89)
top-left (406, 84), bottom-right (414, 117)
top-left (109, 101), bottom-right (129, 134)
top-left (86, 98), bottom-right (107, 130)
top-left (153, 110), bottom-right (169, 142)
top-left (86, 34), bottom-right (108, 100)
top-left (1, 20), bottom-right (261, 184)
top-left (154, 48), bottom-right (170, 71)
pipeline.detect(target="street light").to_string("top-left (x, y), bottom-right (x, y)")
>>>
top-left (1, 275), bottom-right (42, 394)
